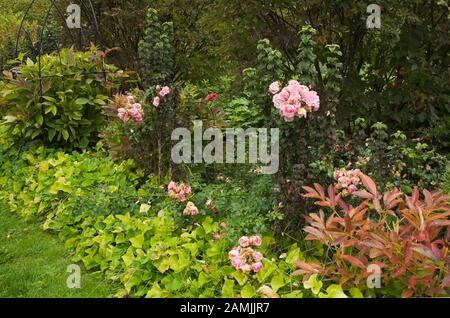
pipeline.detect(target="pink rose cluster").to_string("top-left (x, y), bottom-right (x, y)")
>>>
top-left (153, 85), bottom-right (171, 107)
top-left (269, 80), bottom-right (320, 122)
top-left (183, 201), bottom-right (199, 216)
top-left (117, 94), bottom-right (144, 123)
top-left (228, 235), bottom-right (263, 274)
top-left (333, 168), bottom-right (362, 195)
top-left (168, 181), bottom-right (192, 202)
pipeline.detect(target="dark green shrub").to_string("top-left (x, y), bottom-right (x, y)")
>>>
top-left (0, 47), bottom-right (123, 149)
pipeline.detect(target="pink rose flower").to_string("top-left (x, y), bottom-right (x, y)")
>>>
top-left (159, 86), bottom-right (170, 97)
top-left (279, 104), bottom-right (297, 122)
top-left (303, 90), bottom-right (320, 111)
top-left (127, 95), bottom-right (135, 103)
top-left (238, 236), bottom-right (250, 248)
top-left (228, 249), bottom-right (239, 259)
top-left (269, 81), bottom-right (281, 94)
top-left (348, 184), bottom-right (358, 193)
top-left (213, 233), bottom-right (221, 241)
top-left (117, 108), bottom-right (127, 121)
top-left (252, 251), bottom-right (263, 262)
top-left (132, 115), bottom-right (143, 123)
top-left (231, 258), bottom-right (242, 269)
top-left (250, 235), bottom-right (262, 247)
top-left (153, 96), bottom-right (160, 107)
top-left (251, 262), bottom-right (263, 273)
top-left (183, 201), bottom-right (199, 216)
top-left (168, 181), bottom-right (176, 191)
top-left (240, 264), bottom-right (252, 273)
top-left (156, 85), bottom-right (161, 92)
top-left (220, 222), bottom-right (226, 228)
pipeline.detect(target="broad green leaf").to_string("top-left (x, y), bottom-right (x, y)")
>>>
top-left (36, 114), bottom-right (43, 127)
top-left (198, 272), bottom-right (211, 288)
top-left (270, 274), bottom-right (285, 292)
top-left (48, 129), bottom-right (56, 141)
top-left (281, 290), bottom-right (303, 298)
top-left (122, 248), bottom-right (135, 267)
top-left (319, 285), bottom-right (348, 298)
top-left (61, 129), bottom-right (69, 141)
top-left (256, 261), bottom-right (277, 283)
top-left (75, 97), bottom-right (90, 105)
top-left (167, 277), bottom-right (183, 291)
top-left (146, 283), bottom-right (162, 298)
top-left (240, 285), bottom-right (256, 298)
top-left (221, 278), bottom-right (235, 297)
top-left (231, 270), bottom-right (248, 286)
top-left (156, 257), bottom-right (171, 273)
top-left (303, 274), bottom-right (323, 295)
top-left (349, 287), bottom-right (364, 298)
top-left (130, 234), bottom-right (144, 249)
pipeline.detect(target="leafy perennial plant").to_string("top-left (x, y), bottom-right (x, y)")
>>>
top-left (297, 173), bottom-right (450, 297)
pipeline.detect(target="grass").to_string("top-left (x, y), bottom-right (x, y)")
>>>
top-left (0, 205), bottom-right (118, 298)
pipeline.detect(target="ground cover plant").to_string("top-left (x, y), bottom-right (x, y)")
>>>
top-left (0, 1), bottom-right (449, 299)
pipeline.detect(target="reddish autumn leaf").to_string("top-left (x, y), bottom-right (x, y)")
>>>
top-left (293, 260), bottom-right (322, 275)
top-left (314, 183), bottom-right (325, 198)
top-left (352, 190), bottom-right (373, 199)
top-left (359, 174), bottom-right (378, 195)
top-left (341, 255), bottom-right (366, 269)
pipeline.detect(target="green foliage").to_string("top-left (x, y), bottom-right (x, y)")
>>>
top-left (0, 146), bottom-right (141, 221)
top-left (138, 8), bottom-right (175, 87)
top-left (188, 173), bottom-right (281, 241)
top-left (0, 144), bottom-right (307, 298)
top-left (315, 119), bottom-right (449, 192)
top-left (0, 48), bottom-right (122, 149)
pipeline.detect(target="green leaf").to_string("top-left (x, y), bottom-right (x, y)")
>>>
top-left (121, 248), bottom-right (135, 267)
top-left (48, 129), bottom-right (56, 142)
top-left (43, 96), bottom-right (56, 102)
top-left (167, 277), bottom-right (183, 291)
top-left (198, 272), bottom-right (211, 288)
top-left (221, 278), bottom-right (234, 297)
top-left (319, 285), bottom-right (348, 298)
top-left (202, 216), bottom-right (214, 234)
top-left (61, 129), bottom-right (69, 141)
top-left (270, 274), bottom-right (285, 292)
top-left (145, 283), bottom-right (162, 298)
top-left (256, 261), bottom-right (277, 283)
top-left (349, 287), bottom-right (364, 298)
top-left (156, 257), bottom-right (170, 273)
top-left (94, 99), bottom-right (106, 105)
top-left (286, 244), bottom-right (303, 265)
top-left (75, 97), bottom-right (90, 105)
top-left (240, 285), bottom-right (256, 298)
top-left (281, 290), bottom-right (303, 298)
top-left (130, 234), bottom-right (144, 249)
top-left (36, 114), bottom-right (43, 127)
top-left (303, 274), bottom-right (323, 295)
top-left (231, 270), bottom-right (248, 286)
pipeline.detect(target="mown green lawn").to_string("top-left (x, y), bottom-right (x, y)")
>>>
top-left (0, 205), bottom-right (118, 298)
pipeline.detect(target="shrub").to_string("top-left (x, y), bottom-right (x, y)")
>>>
top-left (296, 173), bottom-right (450, 297)
top-left (0, 47), bottom-right (123, 149)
